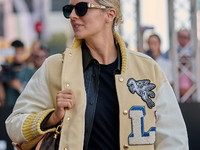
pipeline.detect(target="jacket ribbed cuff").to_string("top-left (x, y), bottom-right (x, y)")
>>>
top-left (22, 108), bottom-right (55, 141)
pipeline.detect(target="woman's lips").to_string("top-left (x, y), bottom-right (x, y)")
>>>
top-left (73, 24), bottom-right (83, 30)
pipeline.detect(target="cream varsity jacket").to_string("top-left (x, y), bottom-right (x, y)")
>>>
top-left (6, 33), bottom-right (188, 150)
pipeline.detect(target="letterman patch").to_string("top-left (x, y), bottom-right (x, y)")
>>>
top-left (129, 106), bottom-right (156, 145)
top-left (127, 78), bottom-right (156, 109)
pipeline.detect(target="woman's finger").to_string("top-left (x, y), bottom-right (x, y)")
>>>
top-left (65, 102), bottom-right (73, 110)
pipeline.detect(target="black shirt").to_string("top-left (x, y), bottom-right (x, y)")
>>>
top-left (88, 58), bottom-right (120, 150)
top-left (82, 41), bottom-right (120, 150)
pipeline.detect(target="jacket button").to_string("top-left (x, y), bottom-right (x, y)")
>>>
top-left (124, 144), bottom-right (129, 149)
top-left (69, 53), bottom-right (72, 56)
top-left (66, 84), bottom-right (70, 88)
top-left (90, 101), bottom-right (94, 105)
top-left (64, 148), bottom-right (67, 150)
top-left (123, 110), bottom-right (128, 115)
top-left (92, 73), bottom-right (96, 78)
top-left (119, 77), bottom-right (124, 82)
top-left (67, 117), bottom-right (71, 121)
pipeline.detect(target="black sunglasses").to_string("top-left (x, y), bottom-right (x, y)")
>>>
top-left (63, 2), bottom-right (108, 19)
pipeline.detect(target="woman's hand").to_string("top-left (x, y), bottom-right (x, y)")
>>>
top-left (43, 89), bottom-right (75, 128)
top-left (54, 89), bottom-right (75, 121)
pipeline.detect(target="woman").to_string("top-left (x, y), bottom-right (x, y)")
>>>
top-left (6, 0), bottom-right (188, 149)
top-left (146, 34), bottom-right (174, 86)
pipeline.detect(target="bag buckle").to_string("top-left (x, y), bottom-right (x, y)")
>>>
top-left (54, 123), bottom-right (62, 139)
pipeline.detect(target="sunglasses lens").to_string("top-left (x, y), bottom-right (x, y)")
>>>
top-left (75, 2), bottom-right (88, 17)
top-left (62, 2), bottom-right (88, 19)
top-left (63, 5), bottom-right (73, 18)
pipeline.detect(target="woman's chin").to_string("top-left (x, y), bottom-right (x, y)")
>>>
top-left (74, 36), bottom-right (83, 40)
top-left (74, 33), bottom-right (84, 40)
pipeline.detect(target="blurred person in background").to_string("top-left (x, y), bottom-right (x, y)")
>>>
top-left (1, 40), bottom-right (35, 107)
top-left (146, 34), bottom-right (174, 87)
top-left (0, 56), bottom-right (5, 106)
top-left (0, 46), bottom-right (11, 107)
top-left (163, 29), bottom-right (191, 58)
top-left (163, 29), bottom-right (192, 98)
top-left (177, 29), bottom-right (191, 55)
top-left (0, 79), bottom-right (5, 107)
top-left (26, 39), bottom-right (41, 69)
top-left (176, 29), bottom-right (192, 98)
top-left (33, 44), bottom-right (49, 70)
top-left (6, 0), bottom-right (188, 149)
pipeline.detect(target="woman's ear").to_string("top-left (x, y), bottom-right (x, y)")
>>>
top-left (106, 8), bottom-right (116, 23)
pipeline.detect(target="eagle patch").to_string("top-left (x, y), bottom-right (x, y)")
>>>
top-left (127, 78), bottom-right (156, 109)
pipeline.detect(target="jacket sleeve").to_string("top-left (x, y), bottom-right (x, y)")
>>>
top-left (5, 61), bottom-right (56, 144)
top-left (154, 81), bottom-right (189, 150)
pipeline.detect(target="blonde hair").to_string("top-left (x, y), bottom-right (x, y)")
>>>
top-left (94, 0), bottom-right (123, 28)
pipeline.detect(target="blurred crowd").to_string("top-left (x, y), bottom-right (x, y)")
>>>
top-left (0, 39), bottom-right (49, 107)
top-left (144, 28), bottom-right (192, 101)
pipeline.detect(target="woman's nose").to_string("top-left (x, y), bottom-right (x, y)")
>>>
top-left (69, 8), bottom-right (78, 19)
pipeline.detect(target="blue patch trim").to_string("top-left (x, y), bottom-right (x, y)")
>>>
top-left (128, 106), bottom-right (156, 145)
top-left (129, 106), bottom-right (146, 116)
top-left (129, 106), bottom-right (146, 138)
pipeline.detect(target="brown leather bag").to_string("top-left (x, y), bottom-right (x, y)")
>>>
top-left (12, 124), bottom-right (62, 150)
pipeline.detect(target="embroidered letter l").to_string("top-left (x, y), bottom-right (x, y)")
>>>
top-left (129, 106), bottom-right (156, 145)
